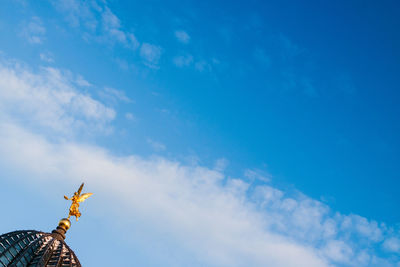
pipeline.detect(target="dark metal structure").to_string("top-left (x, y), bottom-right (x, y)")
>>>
top-left (0, 229), bottom-right (81, 267)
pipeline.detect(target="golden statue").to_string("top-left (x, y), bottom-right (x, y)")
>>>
top-left (64, 183), bottom-right (93, 221)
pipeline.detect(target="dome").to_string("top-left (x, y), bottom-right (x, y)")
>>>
top-left (0, 220), bottom-right (81, 267)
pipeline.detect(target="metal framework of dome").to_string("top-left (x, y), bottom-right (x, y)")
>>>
top-left (0, 230), bottom-right (81, 267)
top-left (0, 183), bottom-right (92, 267)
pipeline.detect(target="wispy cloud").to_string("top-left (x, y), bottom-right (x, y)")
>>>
top-left (244, 169), bottom-right (270, 182)
top-left (173, 54), bottom-right (193, 67)
top-left (383, 238), bottom-right (400, 253)
top-left (99, 87), bottom-right (132, 104)
top-left (101, 7), bottom-right (139, 49)
top-left (147, 138), bottom-right (166, 152)
top-left (140, 43), bottom-right (162, 69)
top-left (21, 16), bottom-right (46, 44)
top-left (194, 58), bottom-right (220, 73)
top-left (253, 34), bottom-right (326, 98)
top-left (214, 158), bottom-right (229, 172)
top-left (125, 112), bottom-right (136, 121)
top-left (0, 58), bottom-right (115, 135)
top-left (39, 52), bottom-right (54, 63)
top-left (76, 74), bottom-right (91, 87)
top-left (0, 57), bottom-right (399, 266)
top-left (51, 0), bottom-right (139, 49)
top-left (114, 58), bottom-right (137, 72)
top-left (195, 60), bottom-right (211, 72)
top-left (175, 30), bottom-right (190, 44)
top-left (52, 0), bottom-right (149, 65)
top-left (51, 0), bottom-right (98, 29)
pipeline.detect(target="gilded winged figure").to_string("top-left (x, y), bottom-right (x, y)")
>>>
top-left (64, 183), bottom-right (93, 221)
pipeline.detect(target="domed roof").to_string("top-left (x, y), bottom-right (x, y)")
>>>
top-left (0, 224), bottom-right (81, 267)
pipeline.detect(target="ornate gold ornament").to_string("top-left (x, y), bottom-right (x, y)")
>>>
top-left (64, 183), bottom-right (93, 221)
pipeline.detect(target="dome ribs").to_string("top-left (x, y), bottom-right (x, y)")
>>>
top-left (0, 231), bottom-right (41, 266)
top-left (0, 231), bottom-right (81, 267)
top-left (28, 235), bottom-right (56, 266)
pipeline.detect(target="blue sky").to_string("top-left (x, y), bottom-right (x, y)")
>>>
top-left (0, 0), bottom-right (399, 266)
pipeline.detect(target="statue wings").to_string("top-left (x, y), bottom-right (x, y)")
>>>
top-left (77, 193), bottom-right (93, 203)
top-left (77, 183), bottom-right (84, 195)
top-left (63, 183), bottom-right (92, 202)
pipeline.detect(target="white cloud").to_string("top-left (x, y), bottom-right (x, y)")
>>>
top-left (125, 112), bottom-right (136, 121)
top-left (0, 59), bottom-right (115, 135)
top-left (244, 169), bottom-right (270, 182)
top-left (147, 138), bottom-right (166, 152)
top-left (101, 7), bottom-right (139, 49)
top-left (0, 123), bottom-right (328, 267)
top-left (0, 57), bottom-right (399, 266)
top-left (102, 6), bottom-right (121, 29)
top-left (322, 240), bottom-right (354, 264)
top-left (175, 30), bottom-right (190, 44)
top-left (340, 214), bottom-right (384, 242)
top-left (99, 87), bottom-right (132, 104)
top-left (51, 0), bottom-right (98, 29)
top-left (195, 60), bottom-right (211, 72)
top-left (114, 58), bottom-right (138, 72)
top-left (52, 0), bottom-right (139, 49)
top-left (140, 43), bottom-right (162, 69)
top-left (214, 158), bottom-right (229, 172)
top-left (127, 33), bottom-right (140, 49)
top-left (76, 74), bottom-right (92, 87)
top-left (21, 16), bottom-right (46, 44)
top-left (383, 238), bottom-right (400, 253)
top-left (40, 52), bottom-right (54, 63)
top-left (173, 54), bottom-right (193, 67)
